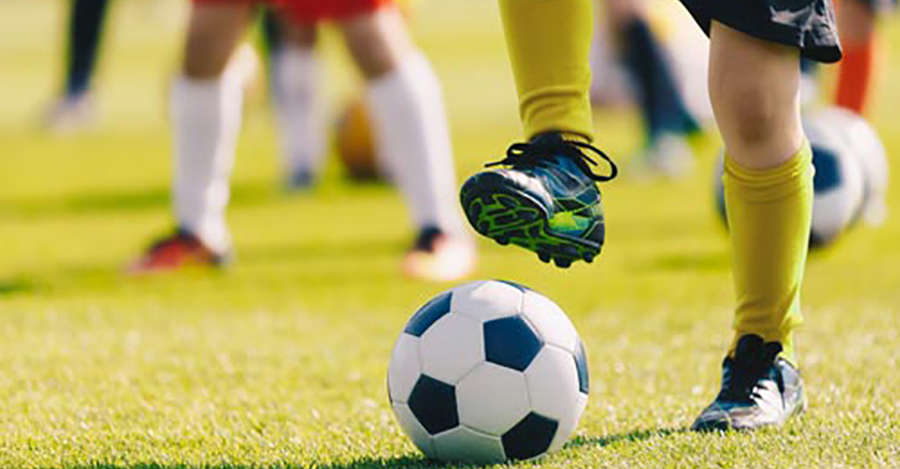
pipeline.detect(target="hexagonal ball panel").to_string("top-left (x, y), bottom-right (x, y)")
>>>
top-left (484, 315), bottom-right (543, 371)
top-left (457, 363), bottom-right (530, 436)
top-left (407, 375), bottom-right (459, 435)
top-left (501, 412), bottom-right (559, 460)
top-left (432, 426), bottom-right (506, 464)
top-left (520, 290), bottom-right (579, 353)
top-left (420, 313), bottom-right (484, 384)
top-left (451, 281), bottom-right (523, 322)
top-left (388, 333), bottom-right (421, 404)
top-left (404, 291), bottom-right (453, 337)
top-left (392, 402), bottom-right (435, 458)
top-left (525, 346), bottom-right (585, 453)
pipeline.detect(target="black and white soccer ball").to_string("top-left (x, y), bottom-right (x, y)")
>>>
top-left (714, 109), bottom-right (867, 248)
top-left (809, 107), bottom-right (889, 226)
top-left (388, 280), bottom-right (589, 464)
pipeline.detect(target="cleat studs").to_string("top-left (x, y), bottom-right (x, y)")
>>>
top-left (554, 258), bottom-right (572, 269)
top-left (584, 254), bottom-right (594, 263)
top-left (538, 252), bottom-right (551, 263)
top-left (496, 237), bottom-right (509, 246)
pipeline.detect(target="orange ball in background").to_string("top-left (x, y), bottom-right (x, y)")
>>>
top-left (334, 97), bottom-right (387, 182)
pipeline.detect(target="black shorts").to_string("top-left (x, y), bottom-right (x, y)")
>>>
top-left (678, 0), bottom-right (842, 63)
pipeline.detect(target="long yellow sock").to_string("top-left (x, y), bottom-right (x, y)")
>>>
top-left (498, 0), bottom-right (595, 141)
top-left (724, 143), bottom-right (814, 365)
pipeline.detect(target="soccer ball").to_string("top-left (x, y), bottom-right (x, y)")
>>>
top-left (713, 109), bottom-right (867, 248)
top-left (334, 97), bottom-right (386, 182)
top-left (808, 107), bottom-right (889, 226)
top-left (388, 280), bottom-right (589, 464)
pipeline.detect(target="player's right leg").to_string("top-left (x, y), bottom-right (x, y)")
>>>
top-left (459, 0), bottom-right (618, 268)
top-left (129, 1), bottom-right (253, 273)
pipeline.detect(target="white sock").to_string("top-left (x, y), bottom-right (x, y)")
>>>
top-left (170, 74), bottom-right (243, 254)
top-left (271, 46), bottom-right (325, 177)
top-left (366, 53), bottom-right (467, 238)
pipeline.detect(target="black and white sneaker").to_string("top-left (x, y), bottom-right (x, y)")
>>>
top-left (691, 335), bottom-right (806, 431)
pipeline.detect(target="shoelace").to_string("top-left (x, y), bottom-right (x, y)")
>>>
top-left (485, 137), bottom-right (618, 182)
top-left (720, 347), bottom-right (781, 402)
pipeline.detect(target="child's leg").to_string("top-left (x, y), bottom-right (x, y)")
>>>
top-left (709, 22), bottom-right (813, 363)
top-left (65, 0), bottom-right (112, 98)
top-left (172, 3), bottom-right (253, 253)
top-left (341, 6), bottom-right (467, 237)
top-left (835, 0), bottom-right (878, 114)
top-left (269, 19), bottom-right (326, 185)
top-left (498, 0), bottom-right (595, 141)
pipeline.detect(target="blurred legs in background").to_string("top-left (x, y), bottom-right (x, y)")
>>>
top-left (265, 15), bottom-right (327, 190)
top-left (834, 0), bottom-right (885, 115)
top-left (128, 2), bottom-right (252, 273)
top-left (44, 0), bottom-right (112, 133)
top-left (130, 1), bottom-right (474, 281)
top-left (604, 0), bottom-right (700, 178)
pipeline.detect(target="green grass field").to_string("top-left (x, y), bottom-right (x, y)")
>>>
top-left (1, 1), bottom-right (899, 467)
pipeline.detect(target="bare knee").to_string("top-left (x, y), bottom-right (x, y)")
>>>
top-left (340, 6), bottom-right (414, 80)
top-left (709, 22), bottom-right (804, 167)
top-left (183, 4), bottom-right (253, 79)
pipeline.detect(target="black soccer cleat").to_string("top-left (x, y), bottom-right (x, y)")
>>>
top-left (459, 133), bottom-right (617, 268)
top-left (691, 335), bottom-right (806, 432)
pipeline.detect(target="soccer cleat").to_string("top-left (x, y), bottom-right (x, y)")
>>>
top-left (691, 335), bottom-right (806, 432)
top-left (402, 226), bottom-right (476, 282)
top-left (285, 168), bottom-right (316, 192)
top-left (42, 93), bottom-right (97, 135)
top-left (127, 229), bottom-right (228, 274)
top-left (459, 133), bottom-right (617, 268)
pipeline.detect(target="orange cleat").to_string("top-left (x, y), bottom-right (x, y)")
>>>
top-left (127, 229), bottom-right (227, 274)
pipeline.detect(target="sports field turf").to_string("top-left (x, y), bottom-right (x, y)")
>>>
top-left (1, 1), bottom-right (898, 467)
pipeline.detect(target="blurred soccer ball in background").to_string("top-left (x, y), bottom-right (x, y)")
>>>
top-left (388, 280), bottom-right (589, 464)
top-left (334, 97), bottom-right (386, 182)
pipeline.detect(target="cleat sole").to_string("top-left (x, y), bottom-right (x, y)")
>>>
top-left (461, 176), bottom-right (602, 268)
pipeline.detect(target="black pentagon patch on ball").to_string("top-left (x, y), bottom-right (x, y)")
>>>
top-left (811, 146), bottom-right (842, 193)
top-left (407, 375), bottom-right (459, 435)
top-left (574, 340), bottom-right (590, 394)
top-left (484, 315), bottom-right (543, 371)
top-left (496, 280), bottom-right (530, 292)
top-left (404, 292), bottom-right (452, 337)
top-left (502, 412), bottom-right (559, 460)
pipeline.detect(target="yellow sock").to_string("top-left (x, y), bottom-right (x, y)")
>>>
top-left (498, 0), bottom-right (595, 141)
top-left (724, 143), bottom-right (814, 365)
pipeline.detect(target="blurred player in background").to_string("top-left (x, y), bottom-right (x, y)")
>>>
top-left (593, 0), bottom-right (702, 177)
top-left (461, 0), bottom-right (840, 431)
top-left (43, 0), bottom-right (113, 132)
top-left (129, 0), bottom-right (475, 282)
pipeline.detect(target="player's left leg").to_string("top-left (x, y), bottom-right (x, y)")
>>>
top-left (334, 4), bottom-right (476, 281)
top-left (686, 0), bottom-right (841, 429)
top-left (45, 0), bottom-right (113, 133)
